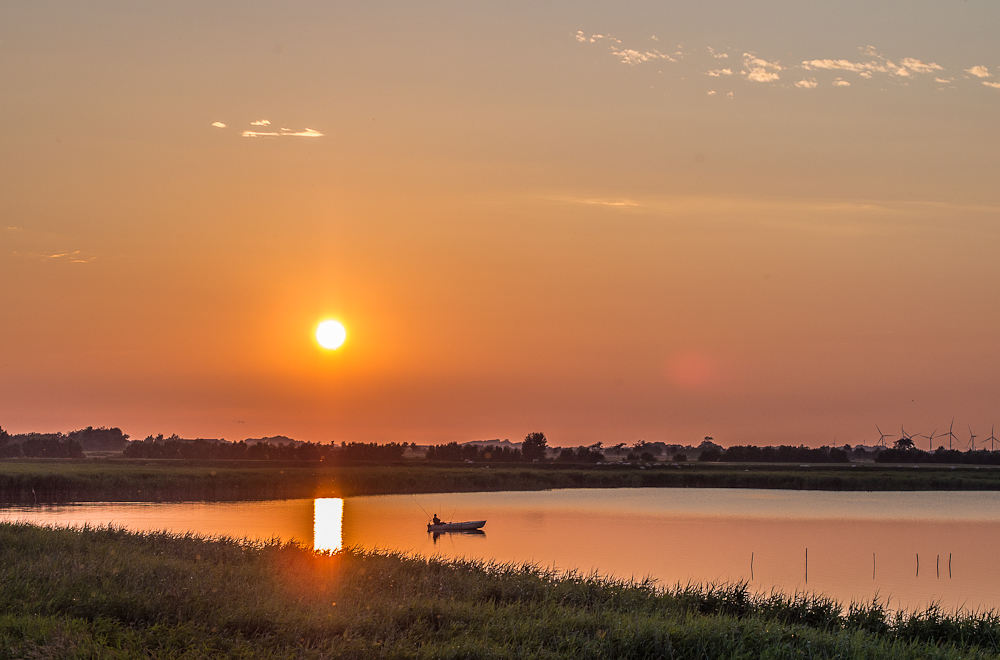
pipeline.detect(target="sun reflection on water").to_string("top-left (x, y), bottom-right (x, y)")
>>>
top-left (313, 498), bottom-right (343, 552)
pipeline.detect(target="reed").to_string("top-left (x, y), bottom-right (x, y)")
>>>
top-left (0, 523), bottom-right (998, 659)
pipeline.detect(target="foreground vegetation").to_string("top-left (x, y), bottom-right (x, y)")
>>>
top-left (0, 523), bottom-right (997, 659)
top-left (2, 460), bottom-right (1000, 504)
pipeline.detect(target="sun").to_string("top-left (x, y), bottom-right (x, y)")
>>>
top-left (316, 320), bottom-right (347, 350)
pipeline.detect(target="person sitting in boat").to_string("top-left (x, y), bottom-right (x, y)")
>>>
top-left (432, 514), bottom-right (441, 525)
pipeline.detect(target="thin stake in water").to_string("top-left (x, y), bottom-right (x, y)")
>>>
top-left (937, 554), bottom-right (940, 578)
top-left (916, 553), bottom-right (919, 577)
top-left (750, 552), bottom-right (754, 580)
top-left (805, 548), bottom-right (808, 584)
top-left (949, 553), bottom-right (952, 578)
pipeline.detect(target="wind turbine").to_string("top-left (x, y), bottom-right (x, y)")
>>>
top-left (876, 425), bottom-right (894, 448)
top-left (968, 425), bottom-right (978, 451)
top-left (941, 419), bottom-right (958, 450)
top-left (923, 429), bottom-right (937, 452)
top-left (988, 425), bottom-right (998, 452)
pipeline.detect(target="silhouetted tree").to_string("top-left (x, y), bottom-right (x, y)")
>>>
top-left (521, 432), bottom-right (548, 462)
top-left (68, 426), bottom-right (129, 451)
top-left (556, 445), bottom-right (604, 463)
top-left (698, 447), bottom-right (723, 462)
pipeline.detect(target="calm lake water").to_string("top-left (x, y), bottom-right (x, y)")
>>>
top-left (4, 488), bottom-right (1000, 612)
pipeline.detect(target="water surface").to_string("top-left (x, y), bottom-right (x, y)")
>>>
top-left (4, 488), bottom-right (1000, 612)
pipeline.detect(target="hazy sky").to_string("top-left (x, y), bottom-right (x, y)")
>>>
top-left (3, 1), bottom-right (1000, 447)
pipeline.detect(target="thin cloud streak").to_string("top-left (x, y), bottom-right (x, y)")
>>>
top-left (241, 127), bottom-right (324, 138)
top-left (16, 250), bottom-right (98, 263)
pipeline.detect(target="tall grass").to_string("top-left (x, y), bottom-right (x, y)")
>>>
top-left (0, 523), bottom-right (998, 658)
top-left (2, 460), bottom-right (1000, 504)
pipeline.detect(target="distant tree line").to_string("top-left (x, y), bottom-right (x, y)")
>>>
top-left (424, 433), bottom-right (550, 463)
top-left (874, 445), bottom-right (1000, 465)
top-left (122, 439), bottom-right (412, 461)
top-left (425, 442), bottom-right (522, 462)
top-left (0, 426), bottom-right (85, 458)
top-left (698, 444), bottom-right (850, 463)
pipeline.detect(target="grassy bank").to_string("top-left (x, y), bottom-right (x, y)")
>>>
top-left (0, 523), bottom-right (997, 659)
top-left (3, 460), bottom-right (1000, 503)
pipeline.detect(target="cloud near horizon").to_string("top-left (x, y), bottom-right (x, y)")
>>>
top-left (242, 127), bottom-right (324, 138)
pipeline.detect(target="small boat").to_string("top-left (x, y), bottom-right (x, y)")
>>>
top-left (427, 520), bottom-right (486, 532)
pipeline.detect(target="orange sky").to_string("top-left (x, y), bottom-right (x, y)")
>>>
top-left (3, 1), bottom-right (1000, 447)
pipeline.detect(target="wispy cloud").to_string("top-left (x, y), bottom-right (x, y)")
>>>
top-left (576, 31), bottom-right (675, 65)
top-left (552, 196), bottom-right (641, 208)
top-left (612, 48), bottom-right (671, 65)
top-left (212, 119), bottom-right (323, 138)
top-left (241, 127), bottom-right (324, 138)
top-left (800, 48), bottom-right (941, 79)
top-left (900, 58), bottom-right (943, 74)
top-left (984, 81), bottom-right (1000, 89)
top-left (280, 128), bottom-right (323, 137)
top-left (802, 58), bottom-right (893, 75)
top-left (573, 34), bottom-right (1000, 100)
top-left (26, 250), bottom-right (97, 263)
top-left (742, 53), bottom-right (782, 82)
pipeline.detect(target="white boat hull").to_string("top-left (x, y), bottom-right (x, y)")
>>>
top-left (427, 520), bottom-right (486, 532)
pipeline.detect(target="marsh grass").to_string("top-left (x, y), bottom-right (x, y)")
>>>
top-left (3, 461), bottom-right (1000, 504)
top-left (0, 523), bottom-right (999, 658)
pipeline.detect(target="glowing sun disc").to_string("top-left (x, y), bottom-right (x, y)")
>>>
top-left (316, 320), bottom-right (347, 350)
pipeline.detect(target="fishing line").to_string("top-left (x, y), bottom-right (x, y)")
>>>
top-left (410, 494), bottom-right (432, 521)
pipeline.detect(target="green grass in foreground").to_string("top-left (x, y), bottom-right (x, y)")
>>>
top-left (1, 524), bottom-right (999, 659)
top-left (4, 460), bottom-right (1000, 503)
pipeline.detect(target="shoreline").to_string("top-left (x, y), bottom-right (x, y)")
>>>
top-left (2, 460), bottom-right (1000, 504)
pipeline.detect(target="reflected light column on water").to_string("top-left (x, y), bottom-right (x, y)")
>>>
top-left (313, 498), bottom-right (344, 552)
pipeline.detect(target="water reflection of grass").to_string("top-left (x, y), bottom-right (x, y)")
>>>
top-left (3, 461), bottom-right (1000, 503)
top-left (0, 522), bottom-right (997, 659)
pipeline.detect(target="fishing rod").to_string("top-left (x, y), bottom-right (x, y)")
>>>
top-left (410, 494), bottom-right (432, 522)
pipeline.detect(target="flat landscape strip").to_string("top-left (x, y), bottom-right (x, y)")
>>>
top-left (0, 523), bottom-right (996, 659)
top-left (2, 461), bottom-right (1000, 503)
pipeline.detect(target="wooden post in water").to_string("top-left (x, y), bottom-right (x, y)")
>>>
top-left (750, 552), bottom-right (754, 580)
top-left (916, 553), bottom-right (919, 577)
top-left (805, 548), bottom-right (808, 584)
top-left (949, 553), bottom-right (952, 578)
top-left (937, 554), bottom-right (940, 578)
